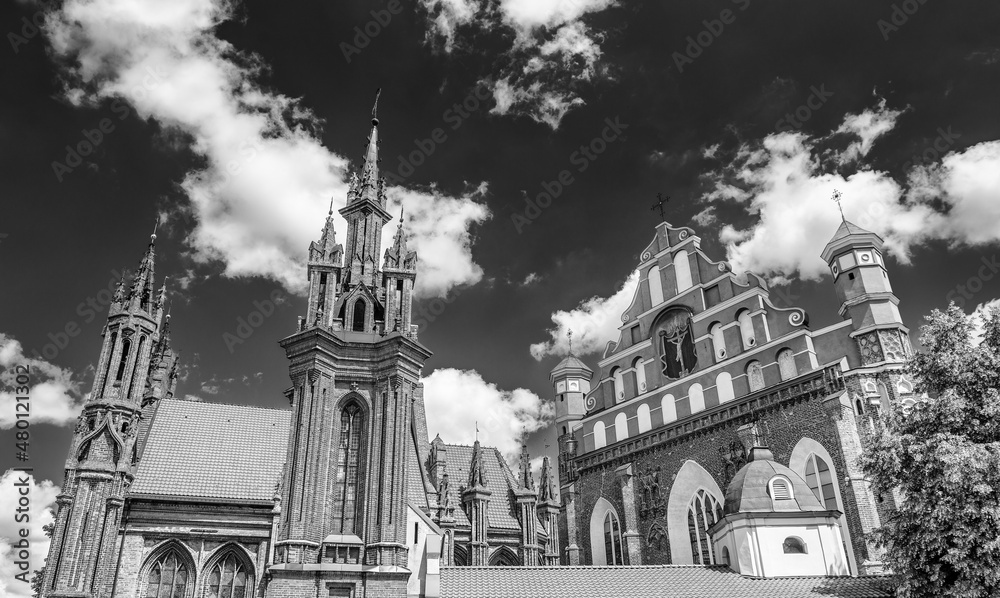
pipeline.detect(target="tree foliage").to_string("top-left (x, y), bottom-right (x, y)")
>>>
top-left (861, 303), bottom-right (1000, 597)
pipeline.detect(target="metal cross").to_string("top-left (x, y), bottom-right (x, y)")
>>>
top-left (651, 193), bottom-right (670, 222)
top-left (831, 189), bottom-right (846, 223)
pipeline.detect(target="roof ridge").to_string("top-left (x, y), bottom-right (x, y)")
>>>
top-left (161, 397), bottom-right (291, 413)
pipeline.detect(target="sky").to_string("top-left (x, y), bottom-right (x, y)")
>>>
top-left (2, 0), bottom-right (1000, 593)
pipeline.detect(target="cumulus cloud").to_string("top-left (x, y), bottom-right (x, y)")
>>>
top-left (530, 269), bottom-right (639, 360)
top-left (698, 102), bottom-right (1000, 285)
top-left (422, 368), bottom-right (553, 462)
top-left (419, 0), bottom-right (617, 129)
top-left (44, 0), bottom-right (488, 299)
top-left (0, 333), bottom-right (85, 429)
top-left (387, 184), bottom-right (490, 299)
top-left (0, 471), bottom-right (59, 598)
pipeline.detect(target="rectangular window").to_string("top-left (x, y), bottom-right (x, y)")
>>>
top-left (704, 284), bottom-right (721, 308)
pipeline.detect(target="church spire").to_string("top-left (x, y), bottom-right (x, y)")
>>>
top-left (468, 439), bottom-right (487, 488)
top-left (351, 88), bottom-right (384, 208)
top-left (518, 439), bottom-right (535, 491)
top-left (538, 456), bottom-right (556, 502)
top-left (129, 225), bottom-right (157, 313)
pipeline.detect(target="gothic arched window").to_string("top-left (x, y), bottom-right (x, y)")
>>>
top-left (116, 337), bottom-right (132, 381)
top-left (144, 550), bottom-right (192, 598)
top-left (604, 511), bottom-right (625, 565)
top-left (333, 402), bottom-right (365, 534)
top-left (655, 308), bottom-right (698, 379)
top-left (687, 489), bottom-right (722, 565)
top-left (804, 454), bottom-right (837, 510)
top-left (205, 551), bottom-right (250, 598)
top-left (746, 361), bottom-right (765, 392)
top-left (100, 331), bottom-right (117, 395)
top-left (352, 300), bottom-right (367, 332)
top-left (125, 336), bottom-right (146, 399)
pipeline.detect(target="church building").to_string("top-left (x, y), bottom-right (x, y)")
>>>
top-left (555, 214), bottom-right (916, 577)
top-left (40, 99), bottom-right (895, 598)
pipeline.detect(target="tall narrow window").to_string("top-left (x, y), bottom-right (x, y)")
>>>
top-left (688, 383), bottom-right (705, 414)
top-left (709, 323), bottom-right (726, 361)
top-left (661, 394), bottom-right (677, 424)
top-left (632, 357), bottom-right (647, 393)
top-left (648, 265), bottom-right (664, 305)
top-left (673, 250), bottom-right (693, 293)
top-left (777, 349), bottom-right (797, 381)
top-left (604, 511), bottom-right (625, 565)
top-left (611, 368), bottom-right (625, 402)
top-left (317, 272), bottom-right (328, 315)
top-left (737, 310), bottom-right (755, 349)
top-left (716, 372), bottom-right (735, 404)
top-left (614, 413), bottom-right (629, 442)
top-left (636, 404), bottom-right (652, 433)
top-left (333, 403), bottom-right (365, 534)
top-left (125, 336), bottom-right (146, 400)
top-left (100, 331), bottom-right (117, 395)
top-left (746, 361), bottom-right (765, 392)
top-left (144, 550), bottom-right (190, 598)
top-left (687, 489), bottom-right (722, 565)
top-left (116, 337), bottom-right (132, 381)
top-left (593, 421), bottom-right (607, 449)
top-left (352, 300), bottom-right (367, 332)
top-left (206, 552), bottom-right (249, 598)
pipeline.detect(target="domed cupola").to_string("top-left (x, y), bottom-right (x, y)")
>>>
top-left (709, 423), bottom-right (851, 578)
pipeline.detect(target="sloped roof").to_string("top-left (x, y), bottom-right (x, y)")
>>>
top-left (441, 443), bottom-right (521, 530)
top-left (725, 458), bottom-right (825, 515)
top-left (132, 399), bottom-right (290, 502)
top-left (828, 220), bottom-right (871, 243)
top-left (439, 565), bottom-right (892, 598)
top-left (552, 354), bottom-right (593, 374)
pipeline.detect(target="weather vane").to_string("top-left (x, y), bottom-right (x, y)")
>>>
top-left (567, 329), bottom-right (574, 355)
top-left (651, 193), bottom-right (670, 223)
top-left (831, 189), bottom-right (846, 223)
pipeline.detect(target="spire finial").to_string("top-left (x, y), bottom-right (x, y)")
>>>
top-left (651, 193), bottom-right (669, 223)
top-left (328, 197), bottom-right (334, 216)
top-left (568, 329), bottom-right (574, 355)
top-left (151, 216), bottom-right (159, 242)
top-left (475, 420), bottom-right (479, 442)
top-left (371, 87), bottom-right (381, 124)
top-left (832, 189), bottom-right (846, 223)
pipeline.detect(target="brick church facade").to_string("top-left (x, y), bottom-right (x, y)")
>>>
top-left (555, 217), bottom-right (915, 575)
top-left (40, 99), bottom-right (896, 598)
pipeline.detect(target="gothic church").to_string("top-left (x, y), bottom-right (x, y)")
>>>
top-left (42, 101), bottom-right (896, 598)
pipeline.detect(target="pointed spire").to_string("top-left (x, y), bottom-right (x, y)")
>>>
top-left (538, 456), bottom-right (556, 503)
top-left (383, 206), bottom-right (413, 270)
top-left (129, 228), bottom-right (157, 313)
top-left (353, 88), bottom-right (385, 207)
top-left (112, 270), bottom-right (127, 305)
top-left (468, 439), bottom-right (487, 488)
top-left (309, 197), bottom-right (343, 264)
top-left (518, 440), bottom-right (535, 491)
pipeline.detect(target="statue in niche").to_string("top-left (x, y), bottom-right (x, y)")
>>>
top-left (656, 309), bottom-right (698, 379)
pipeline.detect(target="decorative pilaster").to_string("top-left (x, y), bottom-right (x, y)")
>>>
top-left (615, 463), bottom-right (642, 565)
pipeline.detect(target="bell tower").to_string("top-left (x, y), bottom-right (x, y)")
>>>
top-left (550, 350), bottom-right (592, 566)
top-left (270, 93), bottom-right (432, 598)
top-left (44, 229), bottom-right (176, 598)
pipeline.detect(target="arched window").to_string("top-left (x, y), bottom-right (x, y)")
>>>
top-left (687, 489), bottom-right (722, 565)
top-left (673, 250), bottom-right (693, 293)
top-left (721, 546), bottom-right (731, 567)
top-left (655, 308), bottom-right (698, 379)
top-left (804, 454), bottom-right (837, 510)
top-left (205, 551), bottom-right (250, 598)
top-left (737, 310), bottom-right (755, 349)
top-left (332, 402), bottom-right (365, 534)
top-left (769, 476), bottom-right (793, 500)
top-left (716, 372), bottom-right (735, 404)
top-left (783, 537), bottom-right (807, 554)
top-left (604, 511), bottom-right (625, 565)
top-left (611, 368), bottom-right (625, 402)
top-left (709, 323), bottom-right (726, 361)
top-left (452, 544), bottom-right (469, 567)
top-left (688, 383), bottom-right (705, 414)
top-left (116, 337), bottom-right (133, 381)
top-left (614, 413), bottom-right (628, 442)
top-left (100, 331), bottom-right (117, 395)
top-left (632, 357), bottom-right (647, 393)
top-left (777, 349), bottom-right (797, 381)
top-left (593, 421), bottom-right (607, 449)
top-left (661, 394), bottom-right (677, 425)
top-left (143, 549), bottom-right (192, 598)
top-left (352, 300), bottom-right (367, 332)
top-left (746, 361), bottom-right (765, 392)
top-left (636, 404), bottom-right (652, 433)
top-left (877, 381), bottom-right (890, 412)
top-left (648, 265), bottom-right (664, 306)
top-left (489, 547), bottom-right (519, 566)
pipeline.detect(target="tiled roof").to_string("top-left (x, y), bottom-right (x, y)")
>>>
top-left (553, 354), bottom-right (593, 373)
top-left (131, 399), bottom-right (290, 502)
top-left (442, 444), bottom-right (521, 530)
top-left (439, 565), bottom-right (893, 598)
top-left (726, 458), bottom-right (825, 514)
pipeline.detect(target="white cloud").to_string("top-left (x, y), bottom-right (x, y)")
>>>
top-left (422, 368), bottom-right (553, 463)
top-left (386, 184), bottom-right (490, 299)
top-left (44, 0), bottom-right (488, 300)
top-left (530, 269), bottom-right (639, 360)
top-left (521, 272), bottom-right (540, 286)
top-left (699, 102), bottom-right (1000, 285)
top-left (834, 99), bottom-right (904, 163)
top-left (0, 471), bottom-right (59, 598)
top-left (0, 333), bottom-right (85, 429)
top-left (419, 0), bottom-right (617, 129)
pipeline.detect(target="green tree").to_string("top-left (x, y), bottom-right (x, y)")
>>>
top-left (861, 303), bottom-right (1000, 597)
top-left (30, 522), bottom-right (54, 598)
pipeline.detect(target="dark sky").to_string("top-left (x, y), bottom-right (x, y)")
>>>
top-left (3, 0), bottom-right (1000, 486)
